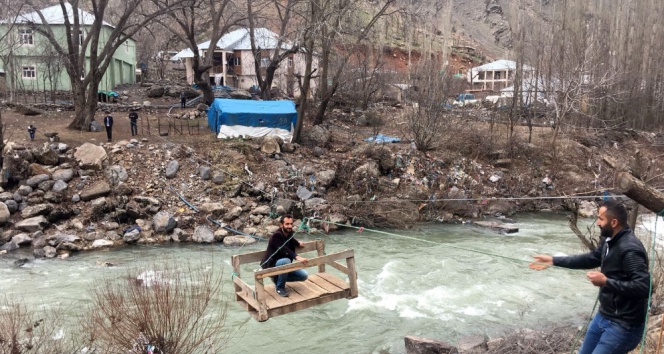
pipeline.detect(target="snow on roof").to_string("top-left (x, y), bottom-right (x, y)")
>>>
top-left (173, 28), bottom-right (291, 59)
top-left (1, 3), bottom-right (112, 27)
top-left (472, 59), bottom-right (518, 71)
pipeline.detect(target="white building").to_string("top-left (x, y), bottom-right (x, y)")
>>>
top-left (173, 28), bottom-right (317, 97)
top-left (467, 59), bottom-right (533, 91)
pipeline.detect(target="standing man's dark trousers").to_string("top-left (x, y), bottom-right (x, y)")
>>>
top-left (105, 126), bottom-right (112, 141)
top-left (130, 121), bottom-right (138, 136)
top-left (181, 97), bottom-right (186, 108)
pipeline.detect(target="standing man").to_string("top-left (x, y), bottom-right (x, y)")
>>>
top-left (103, 110), bottom-right (114, 142)
top-left (129, 109), bottom-right (139, 136)
top-left (180, 90), bottom-right (187, 109)
top-left (27, 124), bottom-right (37, 141)
top-left (531, 200), bottom-right (650, 354)
top-left (261, 215), bottom-right (308, 297)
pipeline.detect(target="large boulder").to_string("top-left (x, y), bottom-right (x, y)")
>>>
top-left (75, 143), bottom-right (107, 170)
top-left (229, 89), bottom-right (252, 99)
top-left (80, 182), bottom-right (111, 201)
top-left (404, 336), bottom-right (457, 354)
top-left (21, 203), bottom-right (53, 218)
top-left (27, 174), bottom-right (50, 188)
top-left (354, 161), bottom-right (381, 179)
top-left (147, 86), bottom-right (165, 98)
top-left (34, 146), bottom-right (59, 165)
top-left (105, 165), bottom-right (128, 185)
top-left (223, 235), bottom-right (257, 247)
top-left (317, 170), bottom-right (336, 188)
top-left (153, 211), bottom-right (176, 233)
top-left (15, 216), bottom-right (50, 232)
top-left (52, 180), bottom-right (68, 193)
top-left (260, 137), bottom-right (281, 154)
top-left (14, 104), bottom-right (44, 116)
top-left (192, 225), bottom-right (215, 243)
top-left (165, 160), bottom-right (179, 179)
top-left (302, 125), bottom-right (331, 147)
top-left (0, 203), bottom-right (9, 225)
top-left (89, 120), bottom-right (103, 132)
top-left (91, 239), bottom-right (114, 249)
top-left (123, 229), bottom-right (141, 243)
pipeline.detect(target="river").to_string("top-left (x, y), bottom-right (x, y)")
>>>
top-left (1, 212), bottom-right (662, 353)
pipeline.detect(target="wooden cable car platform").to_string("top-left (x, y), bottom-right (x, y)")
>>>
top-left (231, 240), bottom-right (358, 322)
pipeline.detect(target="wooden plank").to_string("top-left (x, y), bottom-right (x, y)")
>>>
top-left (254, 279), bottom-right (269, 321)
top-left (329, 261), bottom-right (349, 275)
top-left (289, 279), bottom-right (327, 297)
top-left (317, 272), bottom-right (351, 290)
top-left (316, 239), bottom-right (326, 273)
top-left (308, 274), bottom-right (343, 293)
top-left (267, 292), bottom-right (349, 319)
top-left (231, 256), bottom-right (242, 303)
top-left (255, 250), bottom-right (355, 279)
top-left (234, 241), bottom-right (321, 265)
top-left (346, 256), bottom-right (358, 299)
top-left (234, 288), bottom-right (262, 313)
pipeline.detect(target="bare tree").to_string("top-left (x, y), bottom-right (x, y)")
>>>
top-left (20, 0), bottom-right (186, 130)
top-left (153, 0), bottom-right (245, 104)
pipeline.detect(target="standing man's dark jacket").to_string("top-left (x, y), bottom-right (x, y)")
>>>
top-left (553, 228), bottom-right (650, 326)
top-left (261, 229), bottom-right (300, 269)
top-left (104, 115), bottom-right (113, 127)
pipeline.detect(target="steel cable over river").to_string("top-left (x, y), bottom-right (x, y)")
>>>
top-left (1, 213), bottom-right (662, 353)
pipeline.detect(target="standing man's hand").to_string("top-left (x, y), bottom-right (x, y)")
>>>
top-left (295, 255), bottom-right (308, 264)
top-left (298, 241), bottom-right (304, 247)
top-left (530, 255), bottom-right (553, 270)
top-left (586, 271), bottom-right (607, 287)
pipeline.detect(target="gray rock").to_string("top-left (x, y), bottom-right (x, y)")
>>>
top-left (153, 211), bottom-right (176, 233)
top-left (304, 198), bottom-right (327, 210)
top-left (126, 143), bottom-right (136, 148)
top-left (229, 89), bottom-right (252, 99)
top-left (213, 228), bottom-right (229, 242)
top-left (11, 233), bottom-right (32, 246)
top-left (21, 203), bottom-right (53, 218)
top-left (223, 206), bottom-right (242, 222)
top-left (130, 139), bottom-right (139, 144)
top-left (52, 180), bottom-right (68, 192)
top-left (57, 143), bottom-right (69, 153)
top-left (105, 165), bottom-right (128, 185)
top-left (313, 147), bottom-right (326, 157)
top-left (72, 194), bottom-right (81, 203)
top-left (0, 203), bottom-right (9, 224)
top-left (302, 125), bottom-right (331, 147)
top-left (27, 174), bottom-right (50, 188)
top-left (252, 205), bottom-right (271, 215)
top-left (578, 200), bottom-right (598, 218)
top-left (4, 200), bottom-right (18, 214)
top-left (261, 137), bottom-right (281, 154)
top-left (89, 120), bottom-right (103, 132)
top-left (15, 216), bottom-right (50, 232)
top-left (91, 239), bottom-right (114, 248)
top-left (17, 185), bottom-right (33, 196)
top-left (354, 161), bottom-right (380, 178)
top-left (274, 199), bottom-right (293, 214)
top-left (134, 196), bottom-right (161, 206)
top-left (165, 160), bottom-right (179, 179)
top-left (12, 193), bottom-right (22, 202)
top-left (43, 245), bottom-right (57, 258)
top-left (34, 147), bottom-right (59, 165)
top-left (57, 242), bottom-right (82, 252)
top-left (38, 180), bottom-right (56, 192)
top-left (0, 192), bottom-right (13, 202)
top-left (123, 229), bottom-right (141, 243)
top-left (0, 241), bottom-right (19, 251)
top-left (266, 225), bottom-right (280, 235)
top-left (282, 143), bottom-right (296, 153)
top-left (106, 231), bottom-right (121, 241)
top-left (317, 170), bottom-right (336, 187)
top-left (222, 235), bottom-right (258, 247)
top-left (457, 335), bottom-right (488, 353)
top-left (147, 86), bottom-right (165, 98)
top-left (199, 166), bottom-right (211, 180)
top-left (80, 182), bottom-right (111, 201)
top-left (200, 202), bottom-right (225, 215)
top-left (52, 169), bottom-right (74, 182)
top-left (192, 225), bottom-right (215, 243)
top-left (212, 172), bottom-right (225, 184)
top-left (404, 335), bottom-right (457, 354)
top-left (54, 234), bottom-right (81, 244)
top-left (74, 143), bottom-right (107, 170)
top-left (115, 183), bottom-right (133, 196)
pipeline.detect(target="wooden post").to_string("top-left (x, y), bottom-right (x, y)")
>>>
top-left (254, 277), bottom-right (269, 321)
top-left (616, 172), bottom-right (664, 214)
top-left (231, 255), bottom-right (242, 302)
top-left (346, 256), bottom-right (358, 299)
top-left (316, 239), bottom-right (325, 273)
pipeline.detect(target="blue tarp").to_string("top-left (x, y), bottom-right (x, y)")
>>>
top-left (207, 99), bottom-right (298, 134)
top-left (364, 134), bottom-right (401, 144)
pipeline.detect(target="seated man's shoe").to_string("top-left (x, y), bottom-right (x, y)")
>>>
top-left (276, 287), bottom-right (289, 297)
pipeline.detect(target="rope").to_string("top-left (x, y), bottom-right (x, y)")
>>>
top-left (569, 295), bottom-right (600, 354)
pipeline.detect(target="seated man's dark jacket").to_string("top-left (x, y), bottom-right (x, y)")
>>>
top-left (261, 229), bottom-right (299, 269)
top-left (553, 227), bottom-right (650, 326)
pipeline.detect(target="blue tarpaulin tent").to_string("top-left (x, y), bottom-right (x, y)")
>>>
top-left (207, 99), bottom-right (298, 141)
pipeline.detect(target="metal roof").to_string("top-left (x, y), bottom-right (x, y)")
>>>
top-left (1, 3), bottom-right (112, 27)
top-left (173, 28), bottom-right (290, 59)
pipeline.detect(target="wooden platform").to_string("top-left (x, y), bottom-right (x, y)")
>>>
top-left (232, 240), bottom-right (358, 322)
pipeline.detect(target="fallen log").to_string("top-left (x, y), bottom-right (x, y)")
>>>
top-left (616, 171), bottom-right (664, 214)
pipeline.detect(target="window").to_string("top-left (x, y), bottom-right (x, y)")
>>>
top-left (124, 41), bottom-right (130, 53)
top-left (228, 57), bottom-right (240, 66)
top-left (288, 58), bottom-right (293, 67)
top-left (22, 65), bottom-right (36, 79)
top-left (79, 30), bottom-right (84, 46)
top-left (19, 28), bottom-right (33, 45)
top-left (260, 57), bottom-right (270, 68)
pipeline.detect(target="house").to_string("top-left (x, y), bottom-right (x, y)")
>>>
top-left (173, 28), bottom-right (317, 97)
top-left (467, 59), bottom-right (533, 91)
top-left (0, 3), bottom-right (136, 92)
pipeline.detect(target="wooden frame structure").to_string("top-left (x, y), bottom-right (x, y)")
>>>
top-left (231, 240), bottom-right (358, 322)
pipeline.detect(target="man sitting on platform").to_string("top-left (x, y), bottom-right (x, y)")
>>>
top-left (261, 215), bottom-right (308, 297)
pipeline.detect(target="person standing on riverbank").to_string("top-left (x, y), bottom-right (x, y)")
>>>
top-left (27, 124), bottom-right (36, 141)
top-left (129, 109), bottom-right (139, 136)
top-left (103, 110), bottom-right (114, 142)
top-left (180, 90), bottom-right (187, 108)
top-left (530, 200), bottom-right (650, 354)
top-left (260, 215), bottom-right (308, 297)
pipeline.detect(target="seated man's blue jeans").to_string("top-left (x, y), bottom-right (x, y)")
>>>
top-left (274, 258), bottom-right (308, 290)
top-left (578, 312), bottom-right (644, 354)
